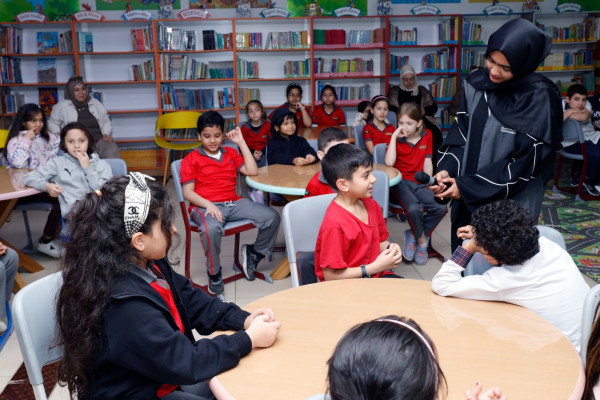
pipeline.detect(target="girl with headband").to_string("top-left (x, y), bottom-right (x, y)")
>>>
top-left (56, 174), bottom-right (280, 400)
top-left (307, 315), bottom-right (505, 400)
top-left (362, 95), bottom-right (395, 156)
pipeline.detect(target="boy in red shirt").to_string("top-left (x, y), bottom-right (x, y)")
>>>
top-left (315, 144), bottom-right (403, 281)
top-left (180, 111), bottom-right (280, 294)
top-left (304, 127), bottom-right (349, 198)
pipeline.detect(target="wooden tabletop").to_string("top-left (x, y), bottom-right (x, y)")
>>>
top-left (216, 279), bottom-right (584, 400)
top-left (246, 163), bottom-right (401, 196)
top-left (0, 168), bottom-right (39, 201)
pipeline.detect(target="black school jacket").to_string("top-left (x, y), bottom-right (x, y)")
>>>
top-left (267, 133), bottom-right (317, 165)
top-left (86, 259), bottom-right (251, 400)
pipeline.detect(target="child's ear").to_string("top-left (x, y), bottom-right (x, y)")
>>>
top-left (336, 178), bottom-right (350, 192)
top-left (317, 150), bottom-right (325, 160)
top-left (130, 232), bottom-right (145, 252)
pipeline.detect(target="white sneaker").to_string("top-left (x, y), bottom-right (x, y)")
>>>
top-left (36, 239), bottom-right (61, 258)
top-left (0, 320), bottom-right (7, 333)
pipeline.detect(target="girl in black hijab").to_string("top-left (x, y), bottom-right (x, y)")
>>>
top-left (432, 18), bottom-right (563, 251)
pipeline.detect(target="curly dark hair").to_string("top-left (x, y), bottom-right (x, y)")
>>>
top-left (3, 103), bottom-right (49, 158)
top-left (55, 176), bottom-right (178, 398)
top-left (59, 121), bottom-right (96, 156)
top-left (471, 200), bottom-right (539, 265)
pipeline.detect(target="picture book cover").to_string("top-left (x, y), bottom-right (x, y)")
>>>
top-left (37, 58), bottom-right (56, 83)
top-left (39, 87), bottom-right (58, 114)
top-left (37, 32), bottom-right (59, 54)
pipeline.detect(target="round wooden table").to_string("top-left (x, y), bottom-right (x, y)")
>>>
top-left (245, 163), bottom-right (401, 196)
top-left (216, 279), bottom-right (584, 400)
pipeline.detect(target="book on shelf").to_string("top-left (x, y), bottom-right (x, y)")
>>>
top-left (348, 28), bottom-right (384, 48)
top-left (461, 49), bottom-right (485, 73)
top-left (237, 58), bottom-right (259, 79)
top-left (236, 32), bottom-right (263, 49)
top-left (217, 87), bottom-right (234, 108)
top-left (160, 54), bottom-right (208, 80)
top-left (313, 57), bottom-right (374, 78)
top-left (0, 26), bottom-right (23, 54)
top-left (157, 23), bottom-right (196, 51)
top-left (313, 29), bottom-right (346, 48)
top-left (389, 25), bottom-right (417, 45)
top-left (536, 17), bottom-right (597, 43)
top-left (461, 19), bottom-right (483, 45)
top-left (428, 75), bottom-right (457, 101)
top-left (284, 59), bottom-right (310, 78)
top-left (208, 61), bottom-right (234, 79)
top-left (37, 32), bottom-right (59, 54)
top-left (556, 72), bottom-right (594, 94)
top-left (538, 50), bottom-right (594, 70)
top-left (389, 55), bottom-right (409, 75)
top-left (131, 27), bottom-right (153, 51)
top-left (37, 58), bottom-right (57, 83)
top-left (316, 81), bottom-right (371, 105)
top-left (39, 87), bottom-right (58, 114)
top-left (77, 32), bottom-right (93, 52)
top-left (202, 30), bottom-right (233, 51)
top-left (238, 88), bottom-right (260, 107)
top-left (438, 17), bottom-right (459, 45)
top-left (422, 47), bottom-right (456, 73)
top-left (438, 107), bottom-right (452, 129)
top-left (0, 56), bottom-right (22, 84)
top-left (1, 88), bottom-right (24, 114)
top-left (90, 90), bottom-right (103, 103)
top-left (264, 31), bottom-right (309, 50)
top-left (129, 59), bottom-right (155, 81)
top-left (59, 31), bottom-right (73, 53)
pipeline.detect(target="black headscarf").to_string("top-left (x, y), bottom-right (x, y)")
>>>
top-left (467, 18), bottom-right (562, 147)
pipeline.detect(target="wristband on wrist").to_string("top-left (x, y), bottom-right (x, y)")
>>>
top-left (361, 264), bottom-right (371, 278)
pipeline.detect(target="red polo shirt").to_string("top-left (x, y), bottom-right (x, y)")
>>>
top-left (240, 120), bottom-right (270, 151)
top-left (363, 121), bottom-right (395, 147)
top-left (393, 129), bottom-right (432, 183)
top-left (311, 104), bottom-right (346, 127)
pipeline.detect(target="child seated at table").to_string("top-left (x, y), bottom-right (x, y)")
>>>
top-left (314, 144), bottom-right (402, 281)
top-left (306, 315), bottom-right (504, 400)
top-left (363, 95), bottom-right (395, 156)
top-left (180, 111), bottom-right (280, 295)
top-left (352, 100), bottom-right (372, 127)
top-left (268, 83), bottom-right (312, 129)
top-left (266, 108), bottom-right (317, 166)
top-left (304, 127), bottom-right (349, 198)
top-left (312, 85), bottom-right (346, 127)
top-left (431, 199), bottom-right (589, 351)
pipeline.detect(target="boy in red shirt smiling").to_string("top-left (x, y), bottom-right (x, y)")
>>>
top-left (180, 111), bottom-right (280, 295)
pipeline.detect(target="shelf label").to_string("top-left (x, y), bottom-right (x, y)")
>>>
top-left (122, 10), bottom-right (154, 21)
top-left (483, 4), bottom-right (512, 15)
top-left (333, 7), bottom-right (361, 17)
top-left (555, 3), bottom-right (582, 13)
top-left (73, 11), bottom-right (106, 22)
top-left (260, 8), bottom-right (290, 18)
top-left (178, 9), bottom-right (209, 19)
top-left (410, 5), bottom-right (440, 16)
top-left (15, 12), bottom-right (47, 23)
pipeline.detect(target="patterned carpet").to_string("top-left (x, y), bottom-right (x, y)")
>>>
top-left (540, 188), bottom-right (600, 283)
top-left (0, 362), bottom-right (58, 400)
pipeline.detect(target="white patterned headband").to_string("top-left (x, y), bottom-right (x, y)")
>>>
top-left (376, 318), bottom-right (434, 356)
top-left (124, 172), bottom-right (155, 238)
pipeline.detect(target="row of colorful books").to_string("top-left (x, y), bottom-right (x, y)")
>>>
top-left (236, 32), bottom-right (264, 49)
top-left (207, 61), bottom-right (234, 79)
top-left (428, 75), bottom-right (457, 101)
top-left (389, 55), bottom-right (409, 74)
top-left (556, 72), bottom-right (594, 94)
top-left (283, 59), bottom-right (310, 78)
top-left (315, 81), bottom-right (371, 104)
top-left (237, 58), bottom-right (259, 79)
top-left (0, 56), bottom-right (22, 84)
top-left (348, 29), bottom-right (384, 48)
top-left (0, 26), bottom-right (22, 54)
top-left (162, 117), bottom-right (236, 139)
top-left (131, 27), bottom-right (154, 51)
top-left (239, 88), bottom-right (261, 108)
top-left (0, 88), bottom-right (24, 114)
top-left (160, 84), bottom-right (235, 110)
top-left (313, 29), bottom-right (346, 47)
top-left (129, 59), bottom-right (155, 81)
top-left (461, 20), bottom-right (483, 45)
top-left (159, 54), bottom-right (208, 80)
top-left (37, 31), bottom-right (73, 54)
top-left (438, 17), bottom-right (460, 44)
top-left (536, 17), bottom-right (597, 43)
top-left (264, 31), bottom-right (309, 50)
top-left (422, 47), bottom-right (457, 73)
top-left (313, 57), bottom-right (374, 77)
top-left (202, 30), bottom-right (233, 51)
top-left (538, 50), bottom-right (594, 70)
top-left (389, 26), bottom-right (417, 46)
top-left (460, 49), bottom-right (484, 73)
top-left (157, 24), bottom-right (196, 51)
top-left (437, 107), bottom-right (452, 129)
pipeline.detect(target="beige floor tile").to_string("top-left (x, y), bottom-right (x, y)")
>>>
top-left (0, 335), bottom-right (23, 378)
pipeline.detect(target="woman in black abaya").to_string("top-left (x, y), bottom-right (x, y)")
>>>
top-left (432, 18), bottom-right (563, 251)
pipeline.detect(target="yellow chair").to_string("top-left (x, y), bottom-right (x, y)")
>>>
top-left (0, 129), bottom-right (9, 168)
top-left (154, 111), bottom-right (202, 186)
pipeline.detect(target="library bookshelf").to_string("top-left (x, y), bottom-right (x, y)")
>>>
top-left (0, 13), bottom-right (598, 171)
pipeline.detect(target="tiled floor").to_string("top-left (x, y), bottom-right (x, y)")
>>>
top-left (0, 181), bottom-right (594, 399)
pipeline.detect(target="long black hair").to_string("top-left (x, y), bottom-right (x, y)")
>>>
top-left (56, 176), bottom-right (177, 398)
top-left (3, 103), bottom-right (49, 158)
top-left (327, 315), bottom-right (447, 400)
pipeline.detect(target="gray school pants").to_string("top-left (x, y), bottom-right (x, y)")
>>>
top-left (0, 247), bottom-right (18, 320)
top-left (391, 180), bottom-right (446, 239)
top-left (190, 198), bottom-right (280, 276)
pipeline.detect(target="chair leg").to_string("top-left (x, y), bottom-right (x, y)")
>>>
top-left (0, 302), bottom-right (13, 352)
top-left (21, 210), bottom-right (35, 253)
top-left (162, 149), bottom-right (172, 187)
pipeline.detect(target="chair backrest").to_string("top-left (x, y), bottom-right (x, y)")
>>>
top-left (155, 111), bottom-right (202, 131)
top-left (282, 193), bottom-right (336, 287)
top-left (13, 272), bottom-right (64, 400)
top-left (353, 125), bottom-right (366, 150)
top-left (581, 284), bottom-right (600, 365)
top-left (387, 111), bottom-right (397, 127)
top-left (103, 158), bottom-right (127, 176)
top-left (171, 159), bottom-right (186, 205)
top-left (373, 143), bottom-right (387, 165)
top-left (307, 139), bottom-right (318, 154)
top-left (0, 129), bottom-right (8, 149)
top-left (563, 118), bottom-right (585, 144)
top-left (536, 225), bottom-right (566, 250)
top-left (372, 170), bottom-right (389, 219)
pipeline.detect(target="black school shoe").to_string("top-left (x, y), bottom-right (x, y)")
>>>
top-left (241, 244), bottom-right (264, 281)
top-left (208, 271), bottom-right (224, 295)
